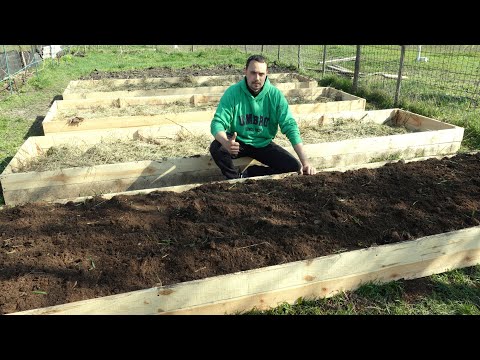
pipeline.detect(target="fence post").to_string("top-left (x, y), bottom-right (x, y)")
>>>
top-left (352, 45), bottom-right (361, 92)
top-left (261, 45), bottom-right (264, 54)
top-left (30, 45), bottom-right (38, 77)
top-left (3, 45), bottom-right (14, 94)
top-left (322, 45), bottom-right (327, 78)
top-left (297, 45), bottom-right (301, 69)
top-left (277, 45), bottom-right (280, 62)
top-left (244, 45), bottom-right (247, 53)
top-left (394, 45), bottom-right (406, 107)
top-left (18, 46), bottom-right (26, 68)
top-left (191, 45), bottom-right (194, 52)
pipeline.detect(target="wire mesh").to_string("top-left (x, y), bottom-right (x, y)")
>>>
top-left (1, 44), bottom-right (479, 116)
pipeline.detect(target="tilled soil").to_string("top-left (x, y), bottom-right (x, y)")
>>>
top-left (1, 152), bottom-right (479, 314)
top-left (80, 63), bottom-right (296, 80)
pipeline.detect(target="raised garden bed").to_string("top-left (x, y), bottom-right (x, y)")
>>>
top-left (2, 152), bottom-right (479, 314)
top-left (62, 73), bottom-right (317, 100)
top-left (1, 108), bottom-right (463, 206)
top-left (44, 87), bottom-right (365, 134)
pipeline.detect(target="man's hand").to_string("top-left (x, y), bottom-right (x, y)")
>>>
top-left (301, 163), bottom-right (316, 175)
top-left (293, 143), bottom-right (316, 175)
top-left (225, 132), bottom-right (240, 156)
top-left (215, 131), bottom-right (241, 156)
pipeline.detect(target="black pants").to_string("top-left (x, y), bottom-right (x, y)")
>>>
top-left (209, 137), bottom-right (301, 179)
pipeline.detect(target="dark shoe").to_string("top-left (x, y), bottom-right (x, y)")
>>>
top-left (239, 168), bottom-right (249, 179)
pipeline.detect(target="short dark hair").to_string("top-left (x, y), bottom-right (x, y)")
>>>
top-left (245, 54), bottom-right (267, 69)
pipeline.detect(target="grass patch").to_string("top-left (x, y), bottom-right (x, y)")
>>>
top-left (245, 265), bottom-right (480, 315)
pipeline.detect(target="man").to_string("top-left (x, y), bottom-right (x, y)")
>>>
top-left (209, 54), bottom-right (316, 179)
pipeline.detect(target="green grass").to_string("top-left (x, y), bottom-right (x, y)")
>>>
top-left (1, 45), bottom-right (479, 315)
top-left (245, 266), bottom-right (480, 315)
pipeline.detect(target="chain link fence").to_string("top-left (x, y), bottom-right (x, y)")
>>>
top-left (2, 45), bottom-right (479, 118)
top-left (325, 45), bottom-right (480, 107)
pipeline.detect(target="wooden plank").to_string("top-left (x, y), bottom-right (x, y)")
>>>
top-left (304, 130), bottom-right (463, 156)
top-left (11, 226), bottom-right (480, 315)
top-left (381, 73), bottom-right (408, 80)
top-left (42, 114), bottom-right (217, 134)
top-left (62, 80), bottom-right (319, 100)
top-left (42, 100), bottom-right (58, 125)
top-left (43, 110), bottom-right (218, 134)
top-left (2, 169), bottom-right (224, 205)
top-left (64, 73), bottom-right (306, 92)
top-left (62, 76), bottom-right (241, 97)
top-left (0, 152), bottom-right (475, 213)
top-left (55, 152), bottom-right (474, 206)
top-left (327, 64), bottom-right (355, 75)
top-left (165, 248), bottom-right (479, 315)
top-left (62, 73), bottom-right (316, 99)
top-left (303, 109), bottom-right (460, 136)
top-left (361, 72), bottom-right (409, 80)
top-left (279, 81), bottom-right (318, 90)
top-left (2, 156), bottom-right (222, 190)
top-left (67, 73), bottom-right (311, 88)
top-left (10, 109), bottom-right (457, 155)
top-left (295, 108), bottom-right (396, 127)
top-left (19, 109), bottom-right (460, 160)
top-left (324, 56), bottom-right (357, 64)
top-left (289, 100), bottom-right (365, 114)
top-left (9, 109), bottom-right (463, 179)
top-left (44, 87), bottom-right (366, 134)
top-left (311, 142), bottom-right (461, 169)
top-left (57, 87), bottom-right (335, 110)
top-left (1, 141), bottom-right (461, 206)
top-left (2, 138), bottom-right (39, 174)
top-left (329, 88), bottom-right (362, 101)
top-left (393, 109), bottom-right (462, 132)
top-left (2, 109), bottom-right (464, 206)
top-left (57, 94), bottom-right (201, 110)
top-left (54, 172), bottom-right (299, 204)
top-left (65, 86), bottom-right (229, 100)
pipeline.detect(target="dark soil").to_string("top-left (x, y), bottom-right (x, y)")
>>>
top-left (80, 63), bottom-right (296, 80)
top-left (1, 152), bottom-right (479, 314)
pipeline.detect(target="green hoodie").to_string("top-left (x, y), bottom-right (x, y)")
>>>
top-left (210, 77), bottom-right (302, 148)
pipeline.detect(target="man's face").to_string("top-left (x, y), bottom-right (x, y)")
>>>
top-left (244, 60), bottom-right (267, 94)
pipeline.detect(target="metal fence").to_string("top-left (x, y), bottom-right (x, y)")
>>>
top-left (2, 45), bottom-right (479, 116)
top-left (0, 45), bottom-right (70, 94)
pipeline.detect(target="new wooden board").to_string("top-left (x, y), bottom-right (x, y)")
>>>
top-left (44, 86), bottom-right (366, 134)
